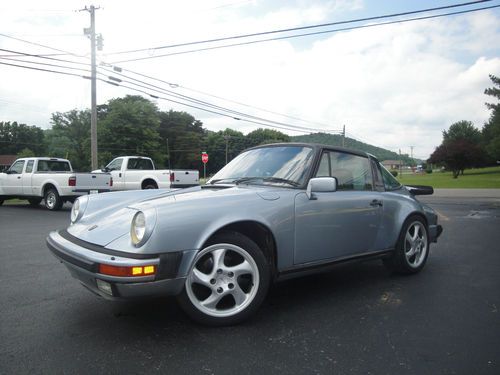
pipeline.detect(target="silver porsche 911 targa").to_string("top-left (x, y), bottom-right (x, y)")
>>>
top-left (47, 143), bottom-right (442, 325)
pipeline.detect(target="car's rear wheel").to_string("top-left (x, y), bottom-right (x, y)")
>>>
top-left (44, 188), bottom-right (63, 211)
top-left (28, 198), bottom-right (42, 206)
top-left (178, 231), bottom-right (271, 326)
top-left (384, 216), bottom-right (429, 274)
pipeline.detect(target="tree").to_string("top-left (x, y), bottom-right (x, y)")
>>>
top-left (0, 121), bottom-right (45, 155)
top-left (483, 74), bottom-right (500, 162)
top-left (45, 110), bottom-right (91, 171)
top-left (246, 128), bottom-right (290, 147)
top-left (428, 121), bottom-right (485, 178)
top-left (205, 129), bottom-right (248, 174)
top-left (98, 95), bottom-right (164, 167)
top-left (158, 110), bottom-right (206, 170)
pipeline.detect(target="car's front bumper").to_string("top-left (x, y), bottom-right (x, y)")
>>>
top-left (46, 230), bottom-right (195, 300)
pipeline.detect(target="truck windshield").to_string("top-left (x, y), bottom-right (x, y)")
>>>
top-left (209, 146), bottom-right (314, 187)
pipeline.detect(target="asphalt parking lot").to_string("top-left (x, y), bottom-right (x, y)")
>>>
top-left (1, 191), bottom-right (499, 374)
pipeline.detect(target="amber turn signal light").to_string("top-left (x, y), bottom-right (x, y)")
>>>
top-left (98, 264), bottom-right (156, 277)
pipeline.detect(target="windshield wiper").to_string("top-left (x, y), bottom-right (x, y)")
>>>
top-left (234, 176), bottom-right (300, 187)
top-left (209, 178), bottom-right (238, 185)
top-left (210, 176), bottom-right (300, 187)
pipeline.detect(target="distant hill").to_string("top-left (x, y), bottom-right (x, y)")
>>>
top-left (291, 133), bottom-right (418, 164)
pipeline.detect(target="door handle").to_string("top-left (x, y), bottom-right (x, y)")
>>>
top-left (17, 176), bottom-right (21, 179)
top-left (370, 199), bottom-right (383, 207)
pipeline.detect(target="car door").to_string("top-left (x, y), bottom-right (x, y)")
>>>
top-left (106, 158), bottom-right (124, 190)
top-left (294, 150), bottom-right (383, 264)
top-left (4, 160), bottom-right (26, 195)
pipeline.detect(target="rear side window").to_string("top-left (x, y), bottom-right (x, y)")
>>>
top-left (315, 151), bottom-right (373, 191)
top-left (127, 158), bottom-right (153, 170)
top-left (25, 160), bottom-right (34, 173)
top-left (380, 164), bottom-right (402, 190)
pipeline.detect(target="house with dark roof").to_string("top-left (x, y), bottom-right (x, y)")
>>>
top-left (0, 155), bottom-right (17, 172)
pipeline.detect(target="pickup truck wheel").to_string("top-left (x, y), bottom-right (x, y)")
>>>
top-left (28, 198), bottom-right (42, 206)
top-left (44, 188), bottom-right (63, 211)
top-left (178, 231), bottom-right (271, 326)
top-left (143, 182), bottom-right (158, 189)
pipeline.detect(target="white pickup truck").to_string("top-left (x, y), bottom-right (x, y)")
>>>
top-left (0, 157), bottom-right (112, 210)
top-left (94, 156), bottom-right (199, 191)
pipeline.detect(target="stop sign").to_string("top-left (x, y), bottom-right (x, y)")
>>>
top-left (202, 152), bottom-right (208, 164)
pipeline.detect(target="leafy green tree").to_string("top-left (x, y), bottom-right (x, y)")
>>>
top-left (158, 110), bottom-right (206, 169)
top-left (483, 74), bottom-right (500, 162)
top-left (246, 128), bottom-right (290, 147)
top-left (98, 95), bottom-right (164, 167)
top-left (205, 128), bottom-right (248, 174)
top-left (17, 148), bottom-right (35, 158)
top-left (45, 110), bottom-right (91, 171)
top-left (429, 121), bottom-right (485, 178)
top-left (0, 121), bottom-right (45, 155)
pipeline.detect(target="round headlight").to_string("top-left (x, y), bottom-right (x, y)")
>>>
top-left (131, 211), bottom-right (146, 246)
top-left (70, 196), bottom-right (88, 224)
top-left (71, 199), bottom-right (80, 223)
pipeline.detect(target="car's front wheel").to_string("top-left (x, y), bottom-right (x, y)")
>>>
top-left (178, 231), bottom-right (271, 326)
top-left (384, 216), bottom-right (429, 274)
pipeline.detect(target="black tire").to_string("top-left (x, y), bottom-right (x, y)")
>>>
top-left (383, 215), bottom-right (429, 274)
top-left (143, 181), bottom-right (158, 189)
top-left (28, 198), bottom-right (42, 207)
top-left (177, 230), bottom-right (271, 326)
top-left (44, 188), bottom-right (63, 211)
top-left (0, 199), bottom-right (4, 206)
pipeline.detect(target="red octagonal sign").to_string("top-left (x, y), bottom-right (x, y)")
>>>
top-left (202, 152), bottom-right (208, 164)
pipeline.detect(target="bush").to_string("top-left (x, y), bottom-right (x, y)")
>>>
top-left (390, 170), bottom-right (398, 177)
top-left (426, 169), bottom-right (433, 174)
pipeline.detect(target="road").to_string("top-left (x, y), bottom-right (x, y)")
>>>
top-left (1, 192), bottom-right (499, 374)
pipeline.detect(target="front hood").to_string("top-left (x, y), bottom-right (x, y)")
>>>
top-left (67, 185), bottom-right (288, 246)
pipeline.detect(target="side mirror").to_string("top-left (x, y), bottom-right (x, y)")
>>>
top-left (306, 177), bottom-right (337, 200)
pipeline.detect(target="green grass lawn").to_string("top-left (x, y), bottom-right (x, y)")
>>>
top-left (397, 166), bottom-right (500, 188)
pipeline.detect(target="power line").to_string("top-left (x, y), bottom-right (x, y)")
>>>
top-left (97, 65), bottom-right (342, 134)
top-left (97, 78), bottom-right (319, 134)
top-left (110, 3), bottom-right (498, 63)
top-left (0, 60), bottom-right (90, 79)
top-left (106, 1), bottom-right (491, 56)
top-left (0, 47), bottom-right (89, 67)
top-left (0, 56), bottom-right (90, 74)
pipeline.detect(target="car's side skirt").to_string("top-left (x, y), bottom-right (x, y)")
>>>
top-left (277, 248), bottom-right (394, 281)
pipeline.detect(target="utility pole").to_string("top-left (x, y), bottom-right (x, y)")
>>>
top-left (410, 146), bottom-right (414, 160)
top-left (224, 135), bottom-right (231, 165)
top-left (342, 125), bottom-right (346, 147)
top-left (82, 5), bottom-right (99, 170)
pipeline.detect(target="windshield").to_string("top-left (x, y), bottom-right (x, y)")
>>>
top-left (208, 146), bottom-right (314, 187)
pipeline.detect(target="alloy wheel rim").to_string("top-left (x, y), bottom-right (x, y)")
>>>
top-left (404, 221), bottom-right (428, 268)
top-left (186, 243), bottom-right (259, 318)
